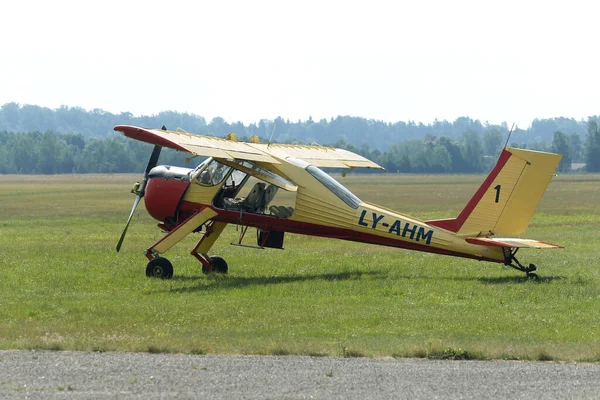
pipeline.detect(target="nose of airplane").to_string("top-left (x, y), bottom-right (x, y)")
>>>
top-left (144, 165), bottom-right (192, 223)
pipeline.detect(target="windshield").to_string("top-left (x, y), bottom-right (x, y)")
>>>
top-left (306, 165), bottom-right (362, 209)
top-left (191, 158), bottom-right (211, 177)
top-left (195, 159), bottom-right (232, 186)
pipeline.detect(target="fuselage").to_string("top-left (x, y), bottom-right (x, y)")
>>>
top-left (143, 159), bottom-right (506, 265)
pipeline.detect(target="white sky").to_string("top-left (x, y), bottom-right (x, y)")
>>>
top-left (1, 0), bottom-right (598, 128)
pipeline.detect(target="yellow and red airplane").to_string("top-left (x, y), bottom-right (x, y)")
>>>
top-left (115, 125), bottom-right (563, 279)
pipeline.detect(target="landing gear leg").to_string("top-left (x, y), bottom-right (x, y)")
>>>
top-left (503, 248), bottom-right (538, 279)
top-left (141, 208), bottom-right (218, 279)
top-left (190, 221), bottom-right (229, 274)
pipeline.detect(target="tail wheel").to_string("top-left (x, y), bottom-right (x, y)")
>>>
top-left (146, 257), bottom-right (174, 279)
top-left (202, 256), bottom-right (228, 274)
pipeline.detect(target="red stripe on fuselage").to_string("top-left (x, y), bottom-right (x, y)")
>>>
top-left (177, 200), bottom-right (502, 263)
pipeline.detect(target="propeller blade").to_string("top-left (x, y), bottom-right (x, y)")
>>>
top-left (145, 145), bottom-right (162, 176)
top-left (116, 144), bottom-right (162, 252)
top-left (116, 194), bottom-right (142, 252)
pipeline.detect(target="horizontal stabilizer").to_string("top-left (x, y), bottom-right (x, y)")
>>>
top-left (465, 237), bottom-right (563, 249)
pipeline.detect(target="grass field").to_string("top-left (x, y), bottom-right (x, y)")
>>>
top-left (1, 173), bottom-right (599, 361)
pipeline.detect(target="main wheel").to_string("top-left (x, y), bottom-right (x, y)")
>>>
top-left (146, 257), bottom-right (174, 279)
top-left (202, 256), bottom-right (228, 274)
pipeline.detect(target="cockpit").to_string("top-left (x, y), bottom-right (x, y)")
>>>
top-left (190, 158), bottom-right (296, 218)
top-left (188, 154), bottom-right (364, 220)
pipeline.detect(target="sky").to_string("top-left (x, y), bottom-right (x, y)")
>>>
top-left (1, 0), bottom-right (598, 129)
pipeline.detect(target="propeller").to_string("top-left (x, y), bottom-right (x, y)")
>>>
top-left (116, 144), bottom-right (162, 252)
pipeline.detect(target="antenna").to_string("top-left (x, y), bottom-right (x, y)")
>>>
top-left (504, 123), bottom-right (515, 149)
top-left (267, 123), bottom-right (276, 148)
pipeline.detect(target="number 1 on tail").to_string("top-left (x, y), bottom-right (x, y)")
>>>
top-left (494, 184), bottom-right (501, 203)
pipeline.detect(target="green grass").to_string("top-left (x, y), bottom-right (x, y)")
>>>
top-left (0, 173), bottom-right (599, 361)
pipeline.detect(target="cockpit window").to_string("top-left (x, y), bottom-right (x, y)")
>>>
top-left (226, 169), bottom-right (248, 188)
top-left (196, 159), bottom-right (232, 186)
top-left (306, 166), bottom-right (362, 209)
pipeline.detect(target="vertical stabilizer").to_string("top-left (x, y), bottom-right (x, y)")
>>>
top-left (427, 148), bottom-right (561, 236)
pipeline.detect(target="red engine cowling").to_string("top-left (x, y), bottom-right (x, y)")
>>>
top-left (144, 166), bottom-right (192, 223)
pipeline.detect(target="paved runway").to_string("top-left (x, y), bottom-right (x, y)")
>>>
top-left (1, 350), bottom-right (600, 399)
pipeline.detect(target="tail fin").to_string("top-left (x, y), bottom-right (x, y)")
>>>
top-left (427, 148), bottom-right (562, 236)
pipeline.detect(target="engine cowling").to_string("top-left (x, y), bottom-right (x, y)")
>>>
top-left (144, 165), bottom-right (192, 223)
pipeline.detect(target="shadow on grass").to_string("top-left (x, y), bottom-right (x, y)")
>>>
top-left (477, 275), bottom-right (566, 285)
top-left (381, 272), bottom-right (567, 284)
top-left (164, 270), bottom-right (385, 293)
top-left (375, 272), bottom-right (566, 284)
top-left (161, 269), bottom-right (567, 293)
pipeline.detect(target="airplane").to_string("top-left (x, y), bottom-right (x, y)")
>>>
top-left (114, 125), bottom-right (563, 280)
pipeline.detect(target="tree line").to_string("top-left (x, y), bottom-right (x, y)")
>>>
top-left (1, 102), bottom-right (598, 152)
top-left (0, 130), bottom-right (187, 174)
top-left (336, 122), bottom-right (598, 174)
top-left (1, 119), bottom-right (599, 174)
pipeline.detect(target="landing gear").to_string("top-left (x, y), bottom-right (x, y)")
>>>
top-left (146, 257), bottom-right (174, 279)
top-left (143, 219), bottom-right (230, 278)
top-left (202, 256), bottom-right (228, 274)
top-left (144, 255), bottom-right (227, 278)
top-left (503, 248), bottom-right (539, 279)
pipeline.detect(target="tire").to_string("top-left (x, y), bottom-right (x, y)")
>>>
top-left (146, 257), bottom-right (174, 279)
top-left (208, 256), bottom-right (228, 274)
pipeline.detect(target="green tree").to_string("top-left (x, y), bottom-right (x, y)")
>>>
top-left (11, 132), bottom-right (39, 173)
top-left (585, 120), bottom-right (600, 172)
top-left (0, 132), bottom-right (17, 173)
top-left (551, 131), bottom-right (571, 172)
top-left (569, 132), bottom-right (582, 162)
top-left (380, 142), bottom-right (410, 172)
top-left (433, 136), bottom-right (466, 172)
top-left (483, 127), bottom-right (503, 157)
top-left (36, 131), bottom-right (62, 174)
top-left (1, 102), bottom-right (20, 127)
top-left (430, 144), bottom-right (452, 172)
top-left (461, 131), bottom-right (484, 172)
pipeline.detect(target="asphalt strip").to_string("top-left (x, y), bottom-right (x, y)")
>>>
top-left (1, 350), bottom-right (600, 399)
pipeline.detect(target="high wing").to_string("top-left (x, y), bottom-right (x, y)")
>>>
top-left (252, 143), bottom-right (381, 169)
top-left (114, 125), bottom-right (280, 163)
top-left (114, 125), bottom-right (383, 170)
